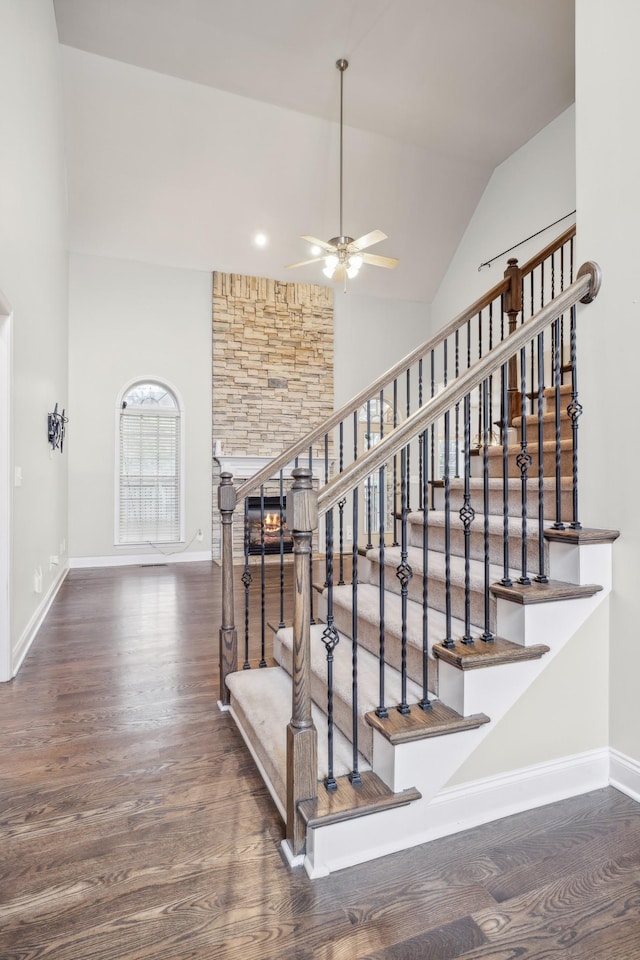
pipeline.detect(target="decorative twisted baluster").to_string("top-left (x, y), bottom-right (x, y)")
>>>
top-left (454, 328), bottom-right (460, 478)
top-left (535, 332), bottom-right (549, 583)
top-left (321, 505), bottom-right (339, 793)
top-left (376, 462), bottom-right (388, 719)
top-left (419, 429), bottom-right (431, 710)
top-left (501, 362), bottom-right (513, 587)
top-left (460, 393), bottom-right (475, 645)
top-left (396, 448), bottom-right (412, 713)
top-left (517, 350), bottom-right (532, 585)
top-left (442, 410), bottom-right (454, 649)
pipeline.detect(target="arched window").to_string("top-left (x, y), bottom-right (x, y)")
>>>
top-left (117, 381), bottom-right (182, 545)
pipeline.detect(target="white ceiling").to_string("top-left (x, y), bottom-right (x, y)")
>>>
top-left (53, 0), bottom-right (575, 302)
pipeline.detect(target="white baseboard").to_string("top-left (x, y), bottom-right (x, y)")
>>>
top-left (11, 563), bottom-right (69, 678)
top-left (609, 748), bottom-right (640, 803)
top-left (424, 748), bottom-right (611, 841)
top-left (69, 550), bottom-right (212, 568)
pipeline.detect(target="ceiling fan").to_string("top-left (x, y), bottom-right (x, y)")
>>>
top-left (286, 59), bottom-right (399, 284)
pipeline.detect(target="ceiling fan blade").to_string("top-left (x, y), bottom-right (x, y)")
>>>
top-left (350, 229), bottom-right (388, 251)
top-left (300, 235), bottom-right (337, 253)
top-left (361, 252), bottom-right (399, 269)
top-left (285, 256), bottom-right (326, 269)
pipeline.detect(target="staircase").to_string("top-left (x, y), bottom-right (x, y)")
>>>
top-left (218, 230), bottom-right (618, 877)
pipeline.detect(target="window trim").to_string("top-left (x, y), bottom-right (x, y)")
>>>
top-left (114, 376), bottom-right (186, 547)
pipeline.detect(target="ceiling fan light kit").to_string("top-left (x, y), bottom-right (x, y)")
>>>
top-left (286, 59), bottom-right (398, 286)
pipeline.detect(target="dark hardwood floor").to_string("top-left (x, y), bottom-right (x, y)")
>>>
top-left (1, 561), bottom-right (639, 959)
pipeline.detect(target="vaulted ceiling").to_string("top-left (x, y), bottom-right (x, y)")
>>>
top-left (53, 0), bottom-right (575, 301)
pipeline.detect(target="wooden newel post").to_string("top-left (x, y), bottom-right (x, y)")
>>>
top-left (504, 257), bottom-right (523, 425)
top-left (285, 467), bottom-right (318, 857)
top-left (218, 472), bottom-right (238, 706)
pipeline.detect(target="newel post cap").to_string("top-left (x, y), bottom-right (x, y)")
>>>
top-left (218, 472), bottom-right (237, 512)
top-left (287, 467), bottom-right (318, 532)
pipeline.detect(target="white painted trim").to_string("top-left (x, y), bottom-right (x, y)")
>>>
top-left (10, 564), bottom-right (69, 679)
top-left (69, 550), bottom-right (211, 568)
top-left (0, 298), bottom-right (12, 682)
top-left (421, 748), bottom-right (611, 840)
top-left (609, 748), bottom-right (640, 803)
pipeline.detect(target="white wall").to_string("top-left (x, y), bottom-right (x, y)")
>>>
top-left (68, 254), bottom-right (212, 562)
top-left (59, 44), bottom-right (485, 305)
top-left (0, 0), bottom-right (69, 676)
top-left (576, 0), bottom-right (640, 766)
top-left (333, 292), bottom-right (430, 406)
top-left (430, 106), bottom-right (576, 331)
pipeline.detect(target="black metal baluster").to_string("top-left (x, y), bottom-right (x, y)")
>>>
top-left (338, 421), bottom-right (345, 585)
top-left (460, 393), bottom-right (475, 645)
top-left (393, 379), bottom-right (399, 545)
top-left (376, 387), bottom-right (388, 717)
top-left (488, 301), bottom-right (494, 430)
top-left (406, 369), bottom-right (412, 511)
top-left (308, 446), bottom-right (316, 624)
top-left (418, 360), bottom-right (424, 509)
top-left (278, 469), bottom-right (286, 629)
top-left (535, 332), bottom-right (549, 583)
top-left (259, 485), bottom-right (267, 665)
top-left (517, 351), bottom-right (532, 585)
top-left (477, 311), bottom-right (483, 444)
top-left (419, 428), bottom-right (431, 710)
top-left (376, 460), bottom-right (388, 719)
top-left (242, 497), bottom-right (252, 669)
top-left (350, 480), bottom-right (361, 784)
top-left (366, 401), bottom-right (373, 550)
top-left (501, 361), bottom-right (513, 587)
top-left (396, 448), bottom-right (412, 711)
top-left (454, 329), bottom-right (460, 478)
top-left (568, 303), bottom-right (582, 529)
top-left (552, 318), bottom-right (564, 530)
top-left (321, 506), bottom-right (339, 792)
top-left (442, 410), bottom-right (454, 648)
top-left (430, 351), bottom-right (436, 509)
top-left (481, 378), bottom-right (494, 642)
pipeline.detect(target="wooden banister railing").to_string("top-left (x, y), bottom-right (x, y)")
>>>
top-left (317, 263), bottom-right (595, 517)
top-left (218, 225), bottom-right (587, 857)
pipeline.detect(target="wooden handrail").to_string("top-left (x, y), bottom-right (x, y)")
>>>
top-left (234, 225), bottom-right (576, 503)
top-left (317, 263), bottom-right (600, 517)
top-left (234, 274), bottom-right (510, 502)
top-left (520, 223), bottom-right (576, 277)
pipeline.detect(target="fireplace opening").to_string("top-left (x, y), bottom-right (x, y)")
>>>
top-left (246, 496), bottom-right (293, 556)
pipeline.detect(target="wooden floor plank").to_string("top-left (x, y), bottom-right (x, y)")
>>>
top-left (0, 562), bottom-right (638, 959)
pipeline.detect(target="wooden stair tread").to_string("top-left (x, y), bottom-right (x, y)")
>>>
top-left (365, 699), bottom-right (490, 745)
top-left (298, 771), bottom-right (421, 829)
top-left (544, 526), bottom-right (620, 545)
top-left (433, 635), bottom-right (550, 670)
top-left (491, 578), bottom-right (602, 605)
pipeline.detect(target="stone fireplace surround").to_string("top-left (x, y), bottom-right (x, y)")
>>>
top-left (211, 272), bottom-right (334, 563)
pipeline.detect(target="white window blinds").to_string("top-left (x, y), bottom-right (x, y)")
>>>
top-left (118, 406), bottom-right (181, 544)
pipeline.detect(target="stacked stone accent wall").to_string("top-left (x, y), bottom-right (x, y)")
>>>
top-left (212, 272), bottom-right (334, 561)
top-left (212, 272), bottom-right (334, 457)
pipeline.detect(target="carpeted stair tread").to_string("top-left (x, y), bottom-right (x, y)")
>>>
top-left (328, 582), bottom-right (471, 650)
top-left (274, 624), bottom-right (428, 763)
top-left (226, 665), bottom-right (370, 811)
top-left (367, 544), bottom-right (504, 590)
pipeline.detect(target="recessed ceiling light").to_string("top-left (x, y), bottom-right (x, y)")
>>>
top-left (310, 245), bottom-right (321, 256)
top-left (254, 232), bottom-right (268, 247)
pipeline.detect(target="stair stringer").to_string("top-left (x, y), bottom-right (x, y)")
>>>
top-left (303, 538), bottom-right (613, 878)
